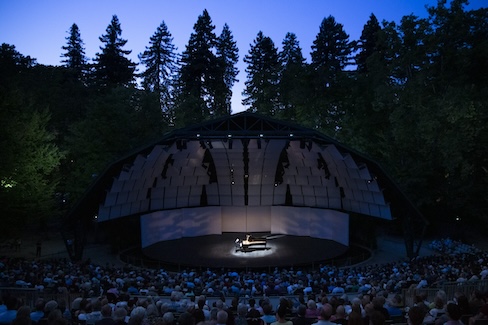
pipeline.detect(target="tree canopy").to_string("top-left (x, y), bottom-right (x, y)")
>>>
top-left (1, 0), bottom-right (487, 238)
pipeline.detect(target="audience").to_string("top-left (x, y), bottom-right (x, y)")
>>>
top-left (1, 238), bottom-right (488, 325)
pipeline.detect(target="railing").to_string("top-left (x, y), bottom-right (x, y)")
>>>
top-left (4, 279), bottom-right (488, 311)
top-left (402, 279), bottom-right (488, 307)
top-left (0, 287), bottom-right (82, 309)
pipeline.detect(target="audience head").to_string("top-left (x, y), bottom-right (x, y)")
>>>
top-left (408, 306), bottom-right (426, 325)
top-left (162, 312), bottom-right (174, 325)
top-left (335, 305), bottom-right (346, 318)
top-left (319, 304), bottom-right (333, 321)
top-left (446, 303), bottom-right (461, 321)
top-left (17, 306), bottom-right (31, 319)
top-left (101, 304), bottom-right (112, 318)
top-left (177, 312), bottom-right (195, 325)
top-left (237, 304), bottom-right (247, 317)
top-left (216, 310), bottom-right (228, 324)
top-left (114, 307), bottom-right (128, 323)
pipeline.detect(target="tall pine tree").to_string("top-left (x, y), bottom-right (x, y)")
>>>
top-left (94, 15), bottom-right (136, 88)
top-left (139, 20), bottom-right (178, 125)
top-left (174, 9), bottom-right (218, 127)
top-left (214, 23), bottom-right (239, 116)
top-left (355, 14), bottom-right (381, 73)
top-left (278, 32), bottom-right (307, 121)
top-left (340, 14), bottom-right (392, 156)
top-left (309, 15), bottom-right (352, 134)
top-left (242, 31), bottom-right (280, 116)
top-left (61, 23), bottom-right (87, 80)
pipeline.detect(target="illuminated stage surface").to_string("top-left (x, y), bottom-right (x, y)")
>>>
top-left (142, 233), bottom-right (349, 268)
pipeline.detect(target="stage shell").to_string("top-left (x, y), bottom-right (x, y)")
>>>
top-left (67, 112), bottom-right (427, 263)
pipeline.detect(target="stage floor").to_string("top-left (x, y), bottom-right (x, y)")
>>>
top-left (142, 233), bottom-right (348, 268)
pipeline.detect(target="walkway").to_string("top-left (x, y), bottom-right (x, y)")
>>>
top-left (0, 231), bottom-right (437, 269)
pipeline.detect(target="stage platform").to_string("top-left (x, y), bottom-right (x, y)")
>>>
top-left (142, 233), bottom-right (349, 268)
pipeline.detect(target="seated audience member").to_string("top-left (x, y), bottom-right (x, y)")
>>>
top-left (347, 310), bottom-right (362, 325)
top-left (330, 305), bottom-right (346, 325)
top-left (95, 304), bottom-right (115, 325)
top-left (235, 303), bottom-right (249, 325)
top-left (15, 306), bottom-right (32, 324)
top-left (292, 305), bottom-right (313, 325)
top-left (216, 310), bottom-right (228, 325)
top-left (47, 309), bottom-right (65, 325)
top-left (0, 296), bottom-right (19, 324)
top-left (113, 307), bottom-right (128, 325)
top-left (407, 306), bottom-right (425, 325)
top-left (444, 303), bottom-right (463, 325)
top-left (247, 299), bottom-right (262, 319)
top-left (385, 295), bottom-right (403, 317)
top-left (305, 301), bottom-right (320, 319)
top-left (429, 296), bottom-right (446, 320)
top-left (262, 304), bottom-right (277, 325)
top-left (271, 306), bottom-right (292, 325)
top-left (30, 299), bottom-right (45, 323)
top-left (86, 300), bottom-right (103, 325)
top-left (371, 297), bottom-right (389, 321)
top-left (311, 304), bottom-right (335, 325)
top-left (469, 305), bottom-right (488, 325)
top-left (128, 307), bottom-right (146, 325)
top-left (161, 312), bottom-right (174, 325)
top-left (177, 312), bottom-right (194, 325)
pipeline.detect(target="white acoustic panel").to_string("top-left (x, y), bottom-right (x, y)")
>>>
top-left (222, 206), bottom-right (246, 232)
top-left (247, 206), bottom-right (271, 232)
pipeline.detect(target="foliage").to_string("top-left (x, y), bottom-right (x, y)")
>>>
top-left (94, 15), bottom-right (136, 88)
top-left (277, 32), bottom-right (308, 122)
top-left (214, 23), bottom-right (239, 117)
top-left (242, 31), bottom-right (281, 116)
top-left (1, 1), bottom-right (487, 235)
top-left (138, 20), bottom-right (178, 122)
top-left (61, 23), bottom-right (87, 80)
top-left (173, 10), bottom-right (219, 127)
top-left (309, 15), bottom-right (353, 134)
top-left (0, 46), bottom-right (64, 234)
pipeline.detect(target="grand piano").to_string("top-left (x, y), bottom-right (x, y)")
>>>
top-left (235, 234), bottom-right (268, 252)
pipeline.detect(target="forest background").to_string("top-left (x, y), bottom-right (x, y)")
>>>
top-left (0, 0), bottom-right (487, 238)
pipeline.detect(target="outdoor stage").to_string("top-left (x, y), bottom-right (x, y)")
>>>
top-left (142, 233), bottom-right (349, 268)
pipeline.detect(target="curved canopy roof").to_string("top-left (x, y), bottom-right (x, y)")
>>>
top-left (68, 112), bottom-right (423, 227)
